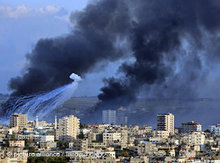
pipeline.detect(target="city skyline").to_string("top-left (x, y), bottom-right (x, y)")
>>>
top-left (2, 111), bottom-right (213, 132)
top-left (0, 111), bottom-right (219, 162)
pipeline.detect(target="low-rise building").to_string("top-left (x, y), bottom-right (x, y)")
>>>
top-left (40, 135), bottom-right (54, 142)
top-left (69, 139), bottom-right (88, 152)
top-left (40, 141), bottom-right (57, 150)
top-left (154, 130), bottom-right (169, 138)
top-left (103, 132), bottom-right (121, 145)
top-left (211, 124), bottom-right (220, 136)
top-left (130, 156), bottom-right (150, 163)
top-left (183, 132), bottom-right (205, 146)
top-left (9, 140), bottom-right (25, 148)
top-left (137, 141), bottom-right (158, 155)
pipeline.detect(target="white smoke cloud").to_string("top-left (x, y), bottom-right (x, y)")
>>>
top-left (3, 73), bottom-right (82, 121)
top-left (70, 73), bottom-right (82, 82)
top-left (0, 5), bottom-right (67, 18)
top-left (0, 5), bottom-right (31, 18)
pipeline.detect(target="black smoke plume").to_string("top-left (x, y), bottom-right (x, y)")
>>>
top-left (3, 0), bottom-right (220, 122)
top-left (98, 0), bottom-right (220, 107)
top-left (9, 0), bottom-right (130, 96)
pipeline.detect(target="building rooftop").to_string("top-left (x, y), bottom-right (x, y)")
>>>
top-left (182, 121), bottom-right (200, 125)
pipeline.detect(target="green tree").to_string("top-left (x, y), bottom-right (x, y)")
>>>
top-left (78, 131), bottom-right (85, 139)
top-left (57, 141), bottom-right (69, 150)
top-left (28, 156), bottom-right (70, 163)
top-left (2, 138), bottom-right (9, 147)
top-left (204, 129), bottom-right (211, 133)
top-left (80, 123), bottom-right (87, 129)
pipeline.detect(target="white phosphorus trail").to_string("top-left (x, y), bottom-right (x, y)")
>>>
top-left (10, 73), bottom-right (82, 120)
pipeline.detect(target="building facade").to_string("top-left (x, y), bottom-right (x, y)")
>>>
top-left (10, 113), bottom-right (28, 131)
top-left (58, 115), bottom-right (80, 141)
top-left (69, 139), bottom-right (88, 152)
top-left (183, 132), bottom-right (205, 146)
top-left (103, 132), bottom-right (121, 145)
top-left (102, 110), bottom-right (116, 124)
top-left (157, 113), bottom-right (174, 135)
top-left (9, 140), bottom-right (25, 148)
top-left (154, 130), bottom-right (169, 138)
top-left (211, 124), bottom-right (220, 136)
top-left (181, 121), bottom-right (202, 133)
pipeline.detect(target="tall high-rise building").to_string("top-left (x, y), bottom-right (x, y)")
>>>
top-left (117, 107), bottom-right (128, 125)
top-left (35, 116), bottom-right (39, 129)
top-left (58, 115), bottom-right (80, 141)
top-left (10, 113), bottom-right (28, 131)
top-left (54, 116), bottom-right (57, 129)
top-left (157, 113), bottom-right (174, 135)
top-left (102, 110), bottom-right (116, 124)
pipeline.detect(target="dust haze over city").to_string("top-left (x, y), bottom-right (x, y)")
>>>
top-left (1, 0), bottom-right (220, 128)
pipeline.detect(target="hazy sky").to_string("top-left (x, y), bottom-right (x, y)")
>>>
top-left (0, 0), bottom-right (104, 95)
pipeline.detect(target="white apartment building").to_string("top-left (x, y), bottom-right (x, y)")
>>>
top-left (211, 124), bottom-right (220, 136)
top-left (103, 132), bottom-right (121, 144)
top-left (183, 132), bottom-right (205, 146)
top-left (58, 115), bottom-right (80, 141)
top-left (154, 130), bottom-right (169, 138)
top-left (181, 121), bottom-right (202, 133)
top-left (40, 135), bottom-right (54, 142)
top-left (157, 113), bottom-right (174, 135)
top-left (102, 110), bottom-right (116, 124)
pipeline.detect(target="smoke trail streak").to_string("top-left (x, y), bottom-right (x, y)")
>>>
top-left (5, 73), bottom-right (81, 120)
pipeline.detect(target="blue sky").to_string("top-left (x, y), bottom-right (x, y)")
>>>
top-left (0, 0), bottom-right (89, 11)
top-left (0, 0), bottom-right (89, 94)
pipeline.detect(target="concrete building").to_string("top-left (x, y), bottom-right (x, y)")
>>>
top-left (69, 139), bottom-right (88, 152)
top-left (154, 130), bottom-right (169, 138)
top-left (120, 129), bottom-right (128, 149)
top-left (211, 124), bottom-right (220, 136)
top-left (138, 141), bottom-right (157, 155)
top-left (40, 135), bottom-right (54, 142)
top-left (157, 113), bottom-right (174, 135)
top-left (103, 132), bottom-right (121, 145)
top-left (58, 115), bottom-right (80, 141)
top-left (183, 132), bottom-right (205, 146)
top-left (181, 121), bottom-right (202, 133)
top-left (102, 110), bottom-right (116, 124)
top-left (130, 156), bottom-right (150, 163)
top-left (9, 140), bottom-right (25, 148)
top-left (36, 120), bottom-right (47, 129)
top-left (40, 142), bottom-right (57, 150)
top-left (10, 113), bottom-right (28, 131)
top-left (117, 107), bottom-right (128, 125)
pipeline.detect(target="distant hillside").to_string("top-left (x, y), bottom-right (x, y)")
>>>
top-left (51, 97), bottom-right (99, 118)
top-left (51, 97), bottom-right (220, 128)
top-left (1, 95), bottom-right (219, 128)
